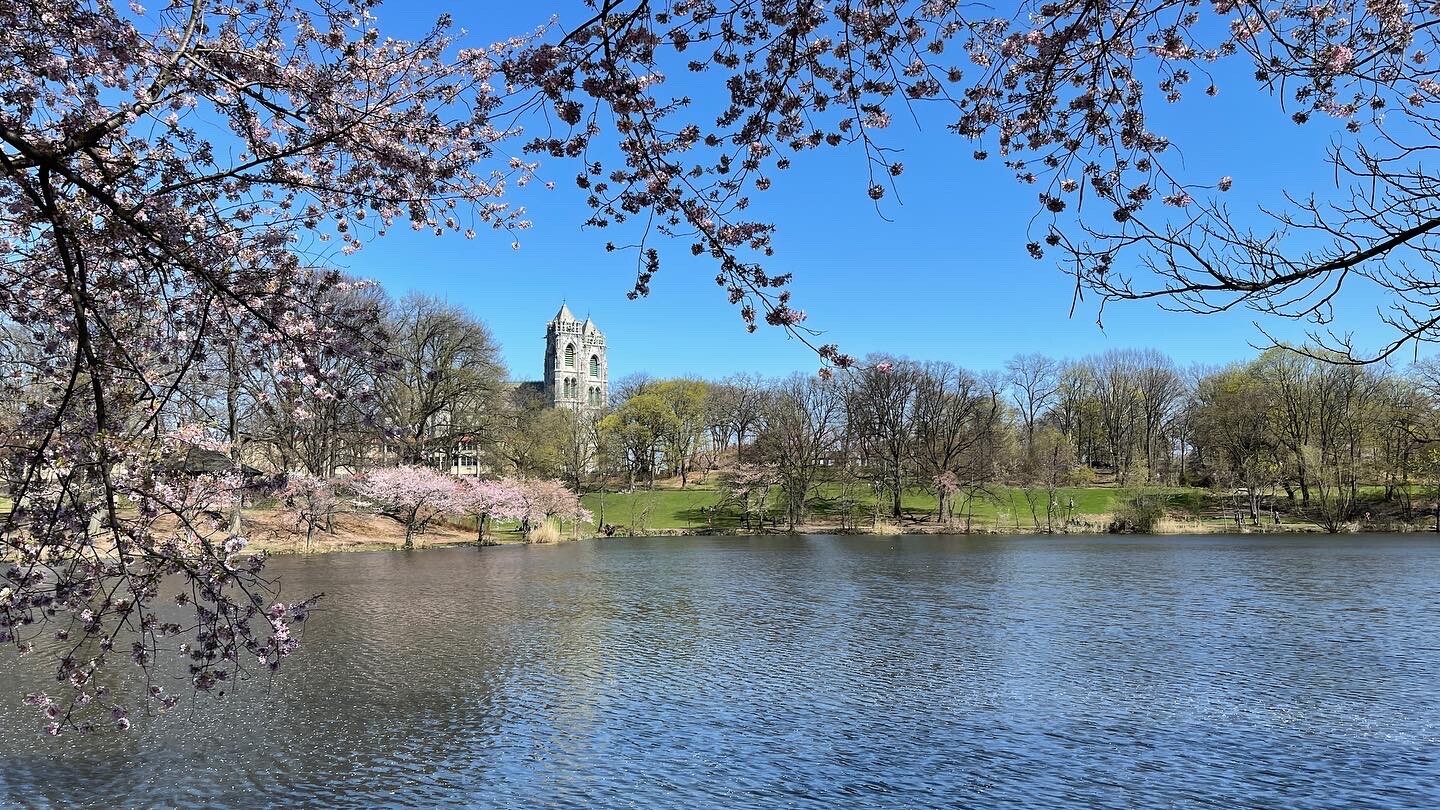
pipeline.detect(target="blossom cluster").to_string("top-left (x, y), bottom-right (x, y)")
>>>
top-left (0, 0), bottom-right (536, 734)
top-left (354, 466), bottom-right (591, 546)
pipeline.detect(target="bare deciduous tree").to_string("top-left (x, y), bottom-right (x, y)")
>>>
top-left (1006, 354), bottom-right (1062, 446)
top-left (756, 375), bottom-right (843, 530)
top-left (380, 294), bottom-right (507, 468)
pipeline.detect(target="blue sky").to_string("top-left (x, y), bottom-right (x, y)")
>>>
top-left (340, 2), bottom-right (1404, 382)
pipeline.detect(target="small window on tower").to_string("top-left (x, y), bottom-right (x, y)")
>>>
top-left (589, 355), bottom-right (600, 377)
top-left (565, 344), bottom-right (575, 368)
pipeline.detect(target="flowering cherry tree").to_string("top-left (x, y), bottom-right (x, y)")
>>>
top-left (456, 478), bottom-right (526, 545)
top-left (714, 465), bottom-right (780, 530)
top-left (0, 0), bottom-right (535, 732)
top-left (947, 0), bottom-right (1440, 361)
top-left (4, 425), bottom-right (318, 735)
top-left (355, 466), bottom-right (464, 548)
top-left (504, 0), bottom-right (1440, 360)
top-left (510, 477), bottom-right (594, 538)
top-left (276, 471), bottom-right (340, 551)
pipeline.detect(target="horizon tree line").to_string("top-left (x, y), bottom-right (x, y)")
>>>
top-left (588, 347), bottom-right (1440, 533)
top-left (65, 286), bottom-right (1440, 536)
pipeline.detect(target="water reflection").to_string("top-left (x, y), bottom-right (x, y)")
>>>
top-left (1, 535), bottom-right (1438, 808)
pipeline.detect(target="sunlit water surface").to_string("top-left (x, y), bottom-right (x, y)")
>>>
top-left (1, 534), bottom-right (1438, 808)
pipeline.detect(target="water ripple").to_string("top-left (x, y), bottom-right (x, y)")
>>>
top-left (1, 534), bottom-right (1439, 808)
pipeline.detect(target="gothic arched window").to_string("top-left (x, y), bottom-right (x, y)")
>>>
top-left (564, 344), bottom-right (575, 368)
top-left (589, 355), bottom-right (600, 377)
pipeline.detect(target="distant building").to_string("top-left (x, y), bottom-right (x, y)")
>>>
top-left (364, 305), bottom-right (613, 478)
top-left (532, 302), bottom-right (608, 414)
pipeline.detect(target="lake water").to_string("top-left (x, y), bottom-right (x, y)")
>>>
top-left (1, 534), bottom-right (1438, 808)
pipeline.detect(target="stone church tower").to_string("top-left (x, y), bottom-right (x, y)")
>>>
top-left (543, 303), bottom-right (608, 412)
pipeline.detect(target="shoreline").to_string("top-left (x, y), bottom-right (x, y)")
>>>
top-left (246, 518), bottom-right (1440, 555)
top-left (234, 479), bottom-right (1440, 554)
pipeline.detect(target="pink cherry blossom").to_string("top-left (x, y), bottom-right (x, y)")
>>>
top-left (455, 478), bottom-right (526, 544)
top-left (356, 466), bottom-right (466, 549)
top-left (1325, 45), bottom-right (1354, 73)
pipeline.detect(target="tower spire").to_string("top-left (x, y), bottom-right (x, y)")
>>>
top-left (542, 302), bottom-right (605, 412)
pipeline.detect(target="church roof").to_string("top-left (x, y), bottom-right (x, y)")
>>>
top-left (552, 302), bottom-right (575, 322)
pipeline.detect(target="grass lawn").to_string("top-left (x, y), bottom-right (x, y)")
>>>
top-left (581, 483), bottom-right (1214, 533)
top-left (582, 488), bottom-right (730, 530)
top-left (808, 483), bottom-right (1206, 528)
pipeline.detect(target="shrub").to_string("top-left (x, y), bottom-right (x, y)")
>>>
top-left (526, 517), bottom-right (562, 544)
top-left (1112, 491), bottom-right (1166, 534)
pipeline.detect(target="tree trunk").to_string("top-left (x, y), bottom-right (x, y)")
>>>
top-left (226, 341), bottom-right (243, 536)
